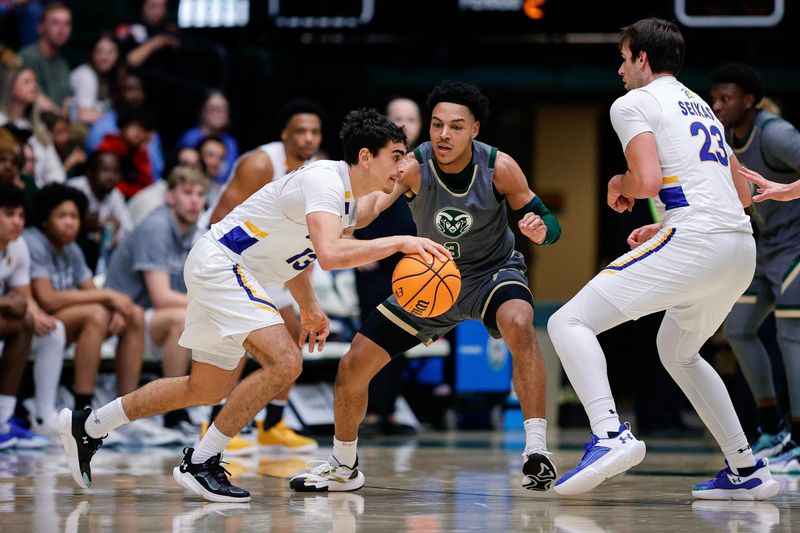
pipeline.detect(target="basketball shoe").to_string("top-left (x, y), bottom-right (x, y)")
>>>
top-left (752, 429), bottom-right (790, 460)
top-left (6, 417), bottom-right (49, 448)
top-left (554, 423), bottom-right (646, 496)
top-left (257, 420), bottom-right (318, 453)
top-left (58, 408), bottom-right (105, 488)
top-left (289, 456), bottom-right (365, 492)
top-left (692, 458), bottom-right (779, 500)
top-left (768, 444), bottom-right (800, 475)
top-left (200, 421), bottom-right (257, 456)
top-left (173, 447), bottom-right (251, 503)
top-left (522, 449), bottom-right (557, 491)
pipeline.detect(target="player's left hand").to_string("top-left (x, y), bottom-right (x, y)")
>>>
top-left (518, 212), bottom-right (547, 244)
top-left (608, 174), bottom-right (635, 213)
top-left (299, 302), bottom-right (330, 353)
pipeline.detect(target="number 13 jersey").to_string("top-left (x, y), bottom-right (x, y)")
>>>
top-left (206, 160), bottom-right (357, 287)
top-left (610, 75), bottom-right (752, 235)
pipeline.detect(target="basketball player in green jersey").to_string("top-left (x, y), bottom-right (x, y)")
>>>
top-left (291, 80), bottom-right (562, 493)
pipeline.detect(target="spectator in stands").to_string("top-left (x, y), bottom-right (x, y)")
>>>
top-left (105, 166), bottom-right (208, 437)
top-left (86, 71), bottom-right (164, 181)
top-left (176, 91), bottom-right (237, 184)
top-left (68, 150), bottom-right (132, 272)
top-left (177, 146), bottom-right (201, 171)
top-left (95, 107), bottom-right (154, 199)
top-left (70, 33), bottom-right (119, 125)
top-left (0, 67), bottom-right (65, 189)
top-left (23, 184), bottom-right (144, 413)
top-left (197, 135), bottom-right (226, 185)
top-left (17, 2), bottom-right (72, 114)
top-left (41, 111), bottom-right (87, 178)
top-left (0, 128), bottom-right (24, 188)
top-left (116, 0), bottom-right (179, 70)
top-left (0, 181), bottom-right (48, 449)
top-left (356, 96), bottom-right (421, 436)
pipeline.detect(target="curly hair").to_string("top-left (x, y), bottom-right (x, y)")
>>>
top-left (32, 183), bottom-right (88, 229)
top-left (339, 108), bottom-right (407, 165)
top-left (711, 63), bottom-right (764, 105)
top-left (426, 80), bottom-right (490, 123)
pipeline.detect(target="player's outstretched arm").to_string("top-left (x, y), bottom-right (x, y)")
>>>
top-left (740, 166), bottom-right (800, 203)
top-left (307, 211), bottom-right (450, 270)
top-left (355, 181), bottom-right (410, 229)
top-left (493, 151), bottom-right (561, 245)
top-left (210, 151), bottom-right (274, 224)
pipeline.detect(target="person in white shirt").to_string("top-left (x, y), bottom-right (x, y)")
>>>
top-left (59, 108), bottom-right (450, 503)
top-left (70, 34), bottom-right (119, 125)
top-left (547, 18), bottom-right (778, 501)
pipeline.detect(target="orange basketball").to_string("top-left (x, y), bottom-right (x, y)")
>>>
top-left (391, 253), bottom-right (461, 318)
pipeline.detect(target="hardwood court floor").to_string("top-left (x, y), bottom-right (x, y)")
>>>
top-left (1, 431), bottom-right (797, 532)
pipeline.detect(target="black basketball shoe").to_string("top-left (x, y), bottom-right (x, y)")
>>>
top-left (58, 407), bottom-right (105, 488)
top-left (522, 450), bottom-right (557, 491)
top-left (172, 447), bottom-right (251, 503)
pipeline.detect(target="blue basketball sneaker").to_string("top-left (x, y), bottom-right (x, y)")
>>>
top-left (0, 425), bottom-right (16, 450)
top-left (752, 429), bottom-right (790, 460)
top-left (554, 423), bottom-right (646, 496)
top-left (692, 458), bottom-right (779, 500)
top-left (7, 417), bottom-right (49, 449)
top-left (768, 443), bottom-right (800, 475)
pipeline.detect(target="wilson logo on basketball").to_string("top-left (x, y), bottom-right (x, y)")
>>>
top-left (435, 208), bottom-right (473, 239)
top-left (410, 300), bottom-right (430, 316)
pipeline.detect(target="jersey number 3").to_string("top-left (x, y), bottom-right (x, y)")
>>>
top-left (690, 122), bottom-right (729, 167)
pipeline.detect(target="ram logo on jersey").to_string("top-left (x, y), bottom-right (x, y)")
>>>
top-left (435, 208), bottom-right (473, 239)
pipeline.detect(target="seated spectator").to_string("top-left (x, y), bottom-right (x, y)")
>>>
top-left (17, 2), bottom-right (72, 115)
top-left (85, 71), bottom-right (164, 180)
top-left (0, 182), bottom-right (46, 449)
top-left (176, 91), bottom-right (237, 184)
top-left (0, 67), bottom-right (65, 189)
top-left (177, 146), bottom-right (201, 171)
top-left (0, 128), bottom-right (24, 189)
top-left (197, 135), bottom-right (226, 198)
top-left (70, 33), bottom-right (119, 125)
top-left (68, 150), bottom-right (132, 272)
top-left (41, 111), bottom-right (87, 178)
top-left (95, 107), bottom-right (154, 199)
top-left (0, 182), bottom-right (66, 439)
top-left (106, 165), bottom-right (208, 436)
top-left (23, 184), bottom-right (144, 413)
top-left (115, 0), bottom-right (179, 70)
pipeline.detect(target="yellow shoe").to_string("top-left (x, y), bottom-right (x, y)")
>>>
top-left (257, 420), bottom-right (319, 453)
top-left (200, 421), bottom-right (257, 456)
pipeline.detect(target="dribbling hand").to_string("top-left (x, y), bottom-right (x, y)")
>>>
top-left (398, 237), bottom-right (452, 264)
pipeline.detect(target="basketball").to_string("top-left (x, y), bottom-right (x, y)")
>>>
top-left (391, 253), bottom-right (461, 318)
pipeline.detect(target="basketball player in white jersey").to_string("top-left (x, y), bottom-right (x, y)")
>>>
top-left (58, 108), bottom-right (451, 503)
top-left (547, 18), bottom-right (778, 500)
top-left (201, 100), bottom-right (325, 455)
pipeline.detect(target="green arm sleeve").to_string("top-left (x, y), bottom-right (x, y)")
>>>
top-left (512, 195), bottom-right (561, 245)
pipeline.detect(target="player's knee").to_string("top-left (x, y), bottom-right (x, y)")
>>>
top-left (337, 349), bottom-right (376, 386)
top-left (282, 348), bottom-right (303, 382)
top-left (497, 311), bottom-right (533, 338)
top-left (547, 308), bottom-right (568, 338)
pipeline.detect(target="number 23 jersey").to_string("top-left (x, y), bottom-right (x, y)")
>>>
top-left (610, 75), bottom-right (752, 235)
top-left (206, 160), bottom-right (357, 286)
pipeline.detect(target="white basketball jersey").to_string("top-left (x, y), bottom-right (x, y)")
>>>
top-left (206, 160), bottom-right (357, 286)
top-left (200, 141), bottom-right (317, 229)
top-left (610, 76), bottom-right (752, 235)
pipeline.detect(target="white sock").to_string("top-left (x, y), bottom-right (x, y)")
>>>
top-left (721, 432), bottom-right (757, 472)
top-left (85, 398), bottom-right (130, 439)
top-left (192, 423), bottom-right (232, 464)
top-left (333, 437), bottom-right (358, 468)
top-left (523, 418), bottom-right (548, 453)
top-left (586, 397), bottom-right (622, 437)
top-left (32, 321), bottom-right (66, 422)
top-left (0, 395), bottom-right (16, 429)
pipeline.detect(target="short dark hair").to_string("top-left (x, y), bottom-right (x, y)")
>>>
top-left (426, 80), bottom-right (490, 123)
top-left (276, 99), bottom-right (325, 133)
top-left (711, 63), bottom-right (764, 104)
top-left (40, 2), bottom-right (70, 23)
top-left (32, 183), bottom-right (88, 229)
top-left (86, 149), bottom-right (120, 174)
top-left (339, 108), bottom-right (407, 165)
top-left (116, 106), bottom-right (155, 131)
top-left (620, 18), bottom-right (685, 76)
top-left (196, 135), bottom-right (226, 152)
top-left (0, 182), bottom-right (26, 211)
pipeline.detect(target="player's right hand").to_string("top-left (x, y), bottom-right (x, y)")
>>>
top-left (740, 166), bottom-right (800, 203)
top-left (626, 222), bottom-right (663, 249)
top-left (398, 237), bottom-right (452, 264)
